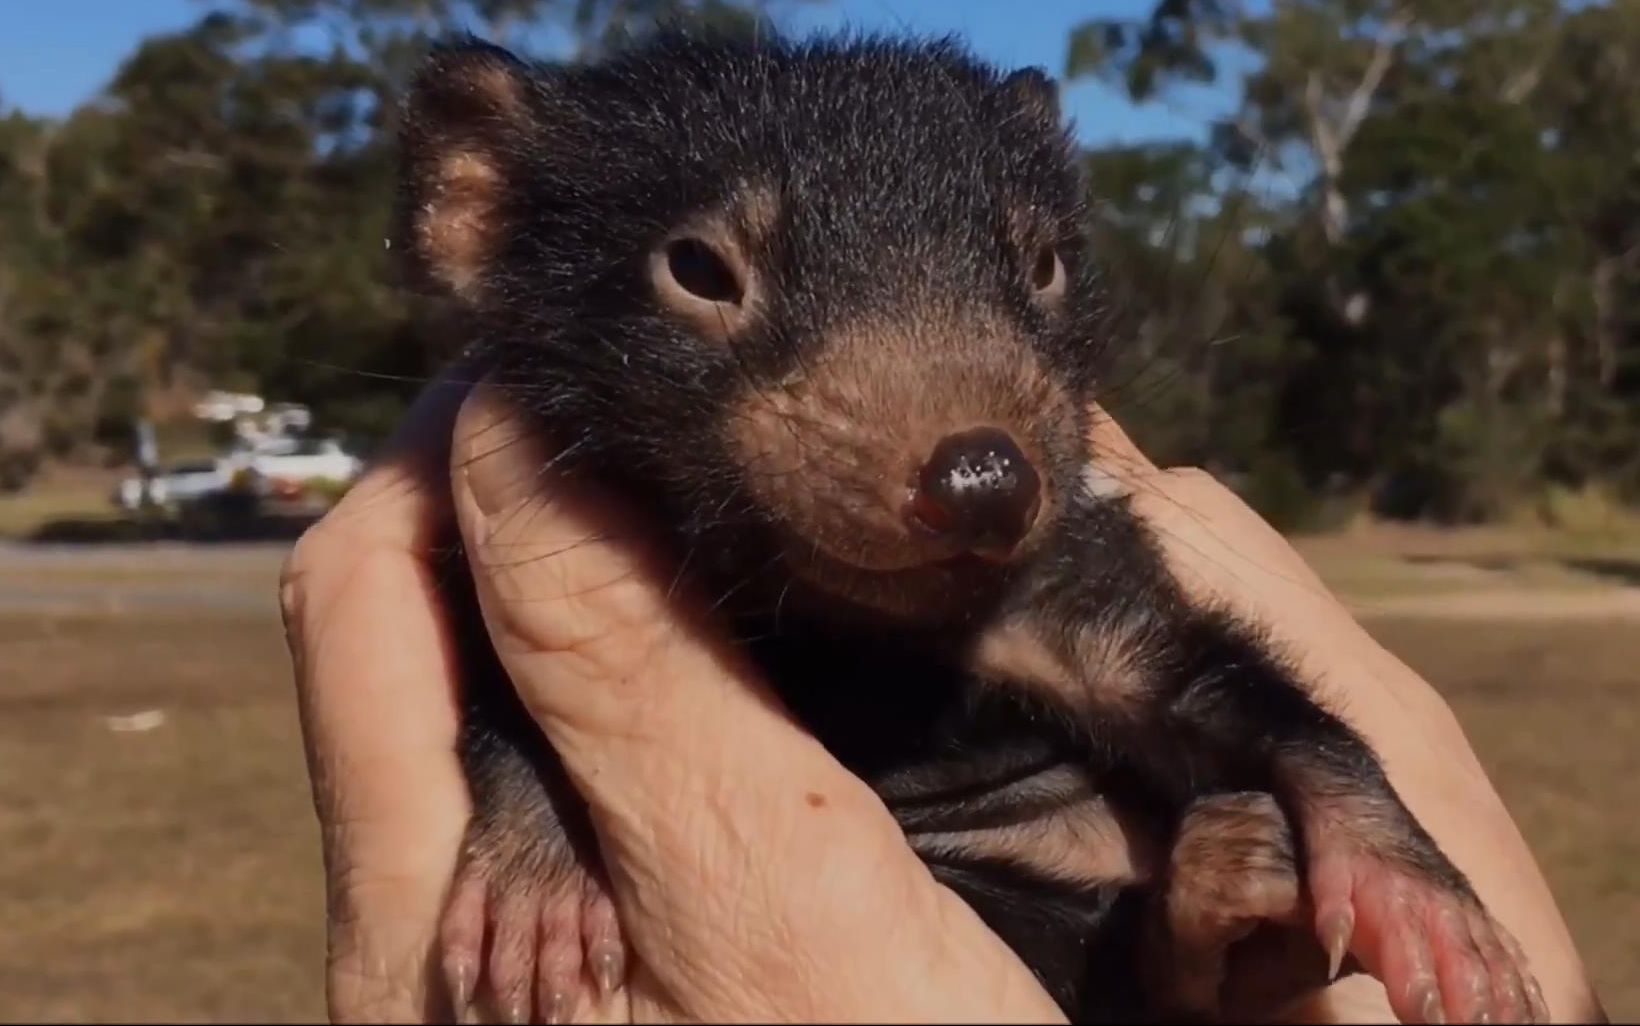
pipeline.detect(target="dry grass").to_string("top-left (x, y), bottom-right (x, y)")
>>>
top-left (0, 542), bottom-right (1635, 1021)
top-left (1363, 617), bottom-right (1640, 1020)
top-left (0, 609), bottom-right (326, 1023)
top-left (0, 482), bottom-right (123, 539)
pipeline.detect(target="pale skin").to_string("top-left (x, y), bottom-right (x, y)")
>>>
top-left (280, 370), bottom-right (1605, 1024)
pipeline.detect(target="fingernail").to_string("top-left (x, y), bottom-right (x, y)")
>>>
top-left (1419, 984), bottom-right (1446, 1025)
top-left (592, 946), bottom-right (625, 998)
top-left (445, 958), bottom-right (474, 1021)
top-left (1320, 907), bottom-right (1354, 981)
top-left (278, 579), bottom-right (304, 639)
top-left (1526, 977), bottom-right (1549, 1023)
top-left (544, 990), bottom-right (575, 1024)
top-left (1469, 976), bottom-right (1495, 1022)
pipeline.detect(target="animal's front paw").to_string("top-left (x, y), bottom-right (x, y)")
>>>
top-left (439, 820), bottom-right (626, 1024)
top-left (1306, 819), bottom-right (1546, 1024)
top-left (1145, 791), bottom-right (1310, 1019)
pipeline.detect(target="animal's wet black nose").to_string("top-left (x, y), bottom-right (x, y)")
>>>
top-left (908, 426), bottom-right (1042, 556)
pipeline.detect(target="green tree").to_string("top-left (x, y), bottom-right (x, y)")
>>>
top-left (1068, 0), bottom-right (1640, 521)
top-left (0, 0), bottom-right (821, 490)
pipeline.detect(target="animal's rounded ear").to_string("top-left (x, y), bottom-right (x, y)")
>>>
top-left (396, 37), bottom-right (537, 304)
top-left (1001, 66), bottom-right (1061, 130)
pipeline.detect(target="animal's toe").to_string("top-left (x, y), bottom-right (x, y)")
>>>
top-left (439, 868), bottom-right (489, 1021)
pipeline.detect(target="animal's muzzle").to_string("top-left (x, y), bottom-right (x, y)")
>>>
top-left (906, 426), bottom-right (1042, 560)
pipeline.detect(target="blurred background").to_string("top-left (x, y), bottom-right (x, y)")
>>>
top-left (0, 0), bottom-right (1635, 1020)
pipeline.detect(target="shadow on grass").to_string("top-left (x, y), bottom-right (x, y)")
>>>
top-left (27, 517), bottom-right (316, 544)
top-left (1402, 552), bottom-right (1640, 587)
top-left (25, 495), bottom-right (320, 545)
top-left (1559, 557), bottom-right (1640, 587)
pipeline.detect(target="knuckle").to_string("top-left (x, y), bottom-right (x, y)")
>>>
top-left (279, 516), bottom-right (342, 621)
top-left (1162, 466), bottom-right (1222, 494)
top-left (280, 507), bottom-right (421, 635)
top-left (487, 547), bottom-right (675, 668)
top-left (277, 545), bottom-right (313, 633)
top-left (556, 571), bottom-right (669, 649)
top-left (538, 601), bottom-right (678, 694)
top-left (325, 933), bottom-right (429, 1025)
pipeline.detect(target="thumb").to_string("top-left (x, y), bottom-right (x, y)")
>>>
top-left (1083, 402), bottom-right (1159, 493)
top-left (450, 383), bottom-right (1062, 1023)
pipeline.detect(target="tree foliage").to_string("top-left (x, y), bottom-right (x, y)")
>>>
top-left (0, 0), bottom-right (1634, 527)
top-left (1070, 0), bottom-right (1640, 523)
top-left (0, 0), bottom-right (802, 485)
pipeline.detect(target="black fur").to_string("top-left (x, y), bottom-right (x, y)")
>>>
top-left (400, 26), bottom-right (1485, 1022)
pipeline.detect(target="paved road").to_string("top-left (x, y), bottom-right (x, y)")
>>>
top-left (5, 539), bottom-right (1639, 620)
top-left (0, 541), bottom-right (290, 616)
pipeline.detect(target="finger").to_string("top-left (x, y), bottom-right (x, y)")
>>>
top-left (282, 367), bottom-right (480, 1022)
top-left (450, 383), bottom-right (1065, 1023)
top-left (1079, 406), bottom-right (1278, 605)
top-left (1079, 404), bottom-right (1280, 610)
top-left (298, 362), bottom-right (477, 554)
top-left (1085, 400), bottom-right (1157, 471)
top-left (1079, 394), bottom-right (1338, 612)
top-left (1082, 401), bottom-right (1163, 499)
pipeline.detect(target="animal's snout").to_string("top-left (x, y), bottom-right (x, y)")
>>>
top-left (906, 426), bottom-right (1042, 558)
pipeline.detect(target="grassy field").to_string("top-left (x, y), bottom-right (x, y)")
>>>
top-left (0, 472), bottom-right (124, 540)
top-left (0, 536), bottom-right (1636, 1022)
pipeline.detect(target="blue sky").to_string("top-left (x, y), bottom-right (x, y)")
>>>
top-left (0, 0), bottom-right (1244, 147)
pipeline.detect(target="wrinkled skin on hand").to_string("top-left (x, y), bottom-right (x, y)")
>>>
top-left (281, 373), bottom-right (1605, 1024)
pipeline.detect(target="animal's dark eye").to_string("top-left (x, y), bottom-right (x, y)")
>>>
top-left (1030, 245), bottom-right (1063, 295)
top-left (666, 237), bottom-right (744, 305)
top-left (650, 229), bottom-right (758, 342)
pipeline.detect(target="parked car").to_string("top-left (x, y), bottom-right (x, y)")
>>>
top-left (234, 437), bottom-right (364, 501)
top-left (113, 459), bottom-right (234, 511)
top-left (113, 435), bottom-right (363, 516)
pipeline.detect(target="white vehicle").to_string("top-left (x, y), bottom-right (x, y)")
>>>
top-left (192, 390), bottom-right (266, 423)
top-left (113, 458), bottom-right (234, 511)
top-left (236, 437), bottom-right (364, 499)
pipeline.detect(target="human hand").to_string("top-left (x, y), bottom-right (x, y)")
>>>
top-left (281, 373), bottom-right (1067, 1023)
top-left (1085, 410), bottom-right (1606, 1025)
top-left (283, 366), bottom-right (1600, 1024)
top-left (281, 367), bottom-right (475, 1022)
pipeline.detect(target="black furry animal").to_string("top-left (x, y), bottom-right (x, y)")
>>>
top-left (394, 27), bottom-right (1543, 1025)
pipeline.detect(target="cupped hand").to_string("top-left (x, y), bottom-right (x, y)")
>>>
top-left (281, 373), bottom-right (1062, 1023)
top-left (281, 369), bottom-right (1602, 1023)
top-left (1085, 410), bottom-right (1605, 1025)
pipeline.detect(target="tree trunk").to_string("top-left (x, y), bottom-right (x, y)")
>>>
top-left (1299, 12), bottom-right (1408, 326)
top-left (1545, 332), bottom-right (1567, 418)
top-left (1590, 249), bottom-right (1636, 389)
